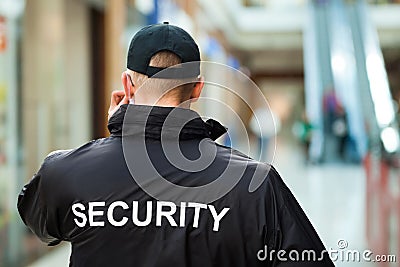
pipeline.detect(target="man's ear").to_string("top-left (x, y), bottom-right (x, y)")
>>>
top-left (190, 77), bottom-right (204, 102)
top-left (121, 71), bottom-right (135, 99)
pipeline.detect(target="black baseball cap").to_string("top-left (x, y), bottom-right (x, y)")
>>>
top-left (127, 22), bottom-right (200, 79)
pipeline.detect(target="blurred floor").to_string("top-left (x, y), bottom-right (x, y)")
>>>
top-left (27, 138), bottom-right (374, 267)
top-left (273, 138), bottom-right (376, 267)
top-left (27, 244), bottom-right (70, 267)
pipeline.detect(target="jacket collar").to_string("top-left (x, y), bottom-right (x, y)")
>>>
top-left (108, 104), bottom-right (227, 141)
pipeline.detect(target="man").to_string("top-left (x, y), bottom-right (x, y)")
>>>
top-left (18, 23), bottom-right (334, 266)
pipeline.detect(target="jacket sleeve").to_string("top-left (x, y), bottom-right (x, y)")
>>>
top-left (17, 164), bottom-right (63, 246)
top-left (268, 167), bottom-right (335, 267)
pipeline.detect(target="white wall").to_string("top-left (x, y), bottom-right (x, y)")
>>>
top-left (23, 0), bottom-right (91, 174)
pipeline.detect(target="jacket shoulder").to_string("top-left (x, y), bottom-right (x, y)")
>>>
top-left (42, 138), bottom-right (109, 167)
top-left (214, 143), bottom-right (280, 196)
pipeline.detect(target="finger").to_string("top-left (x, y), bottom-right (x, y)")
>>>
top-left (119, 95), bottom-right (129, 105)
top-left (115, 92), bottom-right (127, 106)
top-left (110, 90), bottom-right (125, 106)
top-left (110, 90), bottom-right (119, 104)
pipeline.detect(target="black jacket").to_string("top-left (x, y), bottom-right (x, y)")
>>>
top-left (18, 104), bottom-right (334, 267)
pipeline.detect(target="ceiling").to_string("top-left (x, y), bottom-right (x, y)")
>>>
top-left (196, 0), bottom-right (400, 76)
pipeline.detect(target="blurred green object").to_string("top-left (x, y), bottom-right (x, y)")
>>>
top-left (293, 120), bottom-right (313, 144)
top-left (0, 83), bottom-right (6, 103)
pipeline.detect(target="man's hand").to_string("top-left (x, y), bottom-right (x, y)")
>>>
top-left (108, 90), bottom-right (128, 121)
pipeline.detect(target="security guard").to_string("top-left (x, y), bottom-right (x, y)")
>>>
top-left (18, 23), bottom-right (335, 266)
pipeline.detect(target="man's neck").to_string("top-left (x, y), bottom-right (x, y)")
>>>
top-left (133, 99), bottom-right (191, 109)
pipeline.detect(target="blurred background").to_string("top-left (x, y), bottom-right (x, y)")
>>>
top-left (1, 0), bottom-right (400, 266)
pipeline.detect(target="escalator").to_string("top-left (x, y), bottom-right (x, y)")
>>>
top-left (348, 0), bottom-right (400, 157)
top-left (303, 0), bottom-right (333, 162)
top-left (304, 0), bottom-right (399, 163)
top-left (304, 0), bottom-right (400, 263)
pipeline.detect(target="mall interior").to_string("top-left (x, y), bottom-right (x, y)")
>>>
top-left (1, 0), bottom-right (400, 266)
